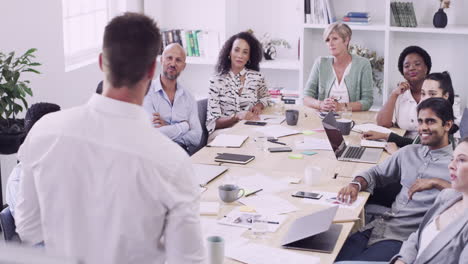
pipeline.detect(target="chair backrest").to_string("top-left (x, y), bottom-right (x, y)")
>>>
top-left (189, 98), bottom-right (209, 155)
top-left (460, 108), bottom-right (468, 139)
top-left (0, 206), bottom-right (21, 242)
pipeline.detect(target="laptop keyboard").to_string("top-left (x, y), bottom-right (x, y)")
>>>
top-left (343, 146), bottom-right (366, 159)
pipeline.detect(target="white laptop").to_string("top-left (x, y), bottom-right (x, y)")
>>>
top-left (193, 164), bottom-right (228, 187)
top-left (322, 112), bottom-right (383, 164)
top-left (282, 206), bottom-right (342, 253)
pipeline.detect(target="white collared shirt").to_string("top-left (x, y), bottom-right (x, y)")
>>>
top-left (329, 62), bottom-right (352, 103)
top-left (393, 89), bottom-right (418, 135)
top-left (15, 94), bottom-right (205, 264)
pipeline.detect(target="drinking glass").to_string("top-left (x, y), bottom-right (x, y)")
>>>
top-left (251, 221), bottom-right (268, 239)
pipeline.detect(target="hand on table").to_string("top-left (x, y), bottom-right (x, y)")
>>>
top-left (394, 260), bottom-right (406, 264)
top-left (337, 183), bottom-right (359, 204)
top-left (362, 130), bottom-right (389, 141)
top-left (152, 113), bottom-right (167, 128)
top-left (320, 98), bottom-right (337, 111)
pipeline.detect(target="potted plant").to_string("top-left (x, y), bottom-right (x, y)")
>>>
top-left (259, 33), bottom-right (291, 60)
top-left (0, 48), bottom-right (41, 154)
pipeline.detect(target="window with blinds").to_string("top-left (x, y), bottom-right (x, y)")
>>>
top-left (62, 0), bottom-right (109, 70)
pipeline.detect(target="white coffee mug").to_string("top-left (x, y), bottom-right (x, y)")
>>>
top-left (206, 236), bottom-right (224, 264)
top-left (304, 166), bottom-right (323, 186)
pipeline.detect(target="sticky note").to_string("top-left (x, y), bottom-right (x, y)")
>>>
top-left (302, 130), bottom-right (316, 135)
top-left (302, 151), bottom-right (318, 156)
top-left (288, 154), bottom-right (303, 159)
top-left (239, 206), bottom-right (256, 212)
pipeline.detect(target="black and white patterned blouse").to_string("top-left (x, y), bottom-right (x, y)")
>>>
top-left (206, 68), bottom-right (270, 133)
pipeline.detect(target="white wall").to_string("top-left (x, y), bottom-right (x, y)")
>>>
top-left (0, 0), bottom-right (144, 203)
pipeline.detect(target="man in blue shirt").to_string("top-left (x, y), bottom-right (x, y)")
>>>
top-left (143, 43), bottom-right (202, 153)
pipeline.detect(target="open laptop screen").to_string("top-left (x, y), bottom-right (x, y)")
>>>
top-left (322, 112), bottom-right (347, 158)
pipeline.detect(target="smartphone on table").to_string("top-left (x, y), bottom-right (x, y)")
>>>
top-left (291, 191), bottom-right (323, 199)
top-left (268, 147), bottom-right (292, 153)
top-left (244, 121), bottom-right (267, 126)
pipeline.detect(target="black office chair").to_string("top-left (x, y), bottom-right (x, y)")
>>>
top-left (0, 206), bottom-right (21, 242)
top-left (188, 98), bottom-right (209, 155)
top-left (460, 108), bottom-right (468, 139)
top-left (364, 183), bottom-right (402, 223)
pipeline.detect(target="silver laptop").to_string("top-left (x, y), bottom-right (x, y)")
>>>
top-left (282, 206), bottom-right (342, 253)
top-left (322, 112), bottom-right (383, 163)
top-left (193, 164), bottom-right (228, 187)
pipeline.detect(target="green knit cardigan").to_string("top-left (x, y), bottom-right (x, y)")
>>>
top-left (304, 54), bottom-right (374, 111)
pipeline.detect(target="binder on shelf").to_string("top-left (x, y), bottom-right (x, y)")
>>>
top-left (304, 0), bottom-right (311, 23)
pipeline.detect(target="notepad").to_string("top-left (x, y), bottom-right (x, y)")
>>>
top-left (353, 124), bottom-right (392, 134)
top-left (361, 139), bottom-right (387, 148)
top-left (214, 153), bottom-right (255, 164)
top-left (254, 125), bottom-right (300, 138)
top-left (207, 134), bottom-right (248, 148)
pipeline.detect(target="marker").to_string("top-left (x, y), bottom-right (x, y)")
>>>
top-left (245, 188), bottom-right (263, 197)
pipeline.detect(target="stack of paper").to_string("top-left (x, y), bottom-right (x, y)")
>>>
top-left (239, 195), bottom-right (298, 215)
top-left (259, 115), bottom-right (285, 124)
top-left (353, 124), bottom-right (392, 134)
top-left (226, 243), bottom-right (319, 264)
top-left (207, 134), bottom-right (248, 148)
top-left (200, 202), bottom-right (219, 215)
top-left (300, 191), bottom-right (366, 210)
top-left (254, 125), bottom-right (300, 138)
top-left (236, 173), bottom-right (293, 194)
top-left (200, 218), bottom-right (247, 247)
top-left (295, 137), bottom-right (332, 150)
top-left (361, 139), bottom-right (387, 148)
top-left (218, 211), bottom-right (287, 233)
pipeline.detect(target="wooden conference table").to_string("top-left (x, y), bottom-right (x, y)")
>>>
top-left (192, 106), bottom-right (403, 264)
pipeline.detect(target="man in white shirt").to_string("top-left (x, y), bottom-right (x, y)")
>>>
top-left (15, 13), bottom-right (205, 264)
top-left (143, 43), bottom-right (202, 153)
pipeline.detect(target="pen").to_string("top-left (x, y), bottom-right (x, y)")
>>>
top-left (268, 139), bottom-right (286, 145)
top-left (245, 188), bottom-right (263, 197)
top-left (254, 219), bottom-right (279, 224)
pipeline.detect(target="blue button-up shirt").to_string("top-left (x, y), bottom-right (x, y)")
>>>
top-left (143, 76), bottom-right (202, 150)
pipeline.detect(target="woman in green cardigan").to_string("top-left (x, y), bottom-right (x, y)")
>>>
top-left (304, 22), bottom-right (373, 111)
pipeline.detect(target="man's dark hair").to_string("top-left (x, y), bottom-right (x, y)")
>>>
top-left (24, 103), bottom-right (61, 134)
top-left (417, 97), bottom-right (458, 134)
top-left (398, 46), bottom-right (432, 76)
top-left (425, 71), bottom-right (455, 105)
top-left (215, 31), bottom-right (263, 75)
top-left (103, 12), bottom-right (161, 88)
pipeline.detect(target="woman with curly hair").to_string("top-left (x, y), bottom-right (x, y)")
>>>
top-left (206, 31), bottom-right (269, 137)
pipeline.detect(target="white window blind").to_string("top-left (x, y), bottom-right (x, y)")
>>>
top-left (62, 0), bottom-right (109, 70)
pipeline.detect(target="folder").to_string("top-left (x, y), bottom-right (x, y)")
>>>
top-left (214, 153), bottom-right (255, 165)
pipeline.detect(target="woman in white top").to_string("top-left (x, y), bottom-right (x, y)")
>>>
top-left (206, 31), bottom-right (269, 135)
top-left (376, 46), bottom-right (432, 137)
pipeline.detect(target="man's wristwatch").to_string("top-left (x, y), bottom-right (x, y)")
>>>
top-left (349, 180), bottom-right (362, 192)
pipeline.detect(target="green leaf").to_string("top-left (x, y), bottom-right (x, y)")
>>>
top-left (25, 48), bottom-right (37, 55)
top-left (28, 62), bottom-right (41, 66)
top-left (22, 68), bottom-right (40, 74)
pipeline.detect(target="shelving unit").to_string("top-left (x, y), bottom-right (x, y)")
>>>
top-left (144, 0), bottom-right (467, 109)
top-left (301, 0), bottom-right (468, 108)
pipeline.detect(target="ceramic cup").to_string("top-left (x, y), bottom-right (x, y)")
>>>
top-left (218, 184), bottom-right (245, 203)
top-left (206, 236), bottom-right (224, 264)
top-left (336, 119), bottom-right (355, 135)
top-left (285, 109), bottom-right (299, 126)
